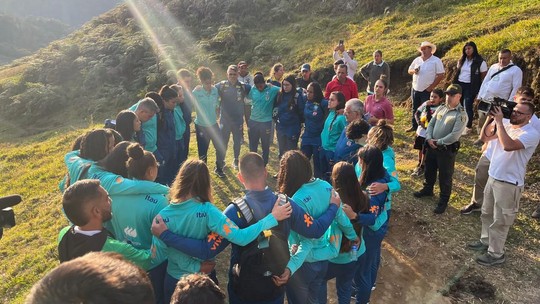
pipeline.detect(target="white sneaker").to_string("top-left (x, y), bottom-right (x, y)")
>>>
top-left (462, 127), bottom-right (471, 136)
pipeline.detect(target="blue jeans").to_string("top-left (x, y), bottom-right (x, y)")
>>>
top-left (148, 260), bottom-right (167, 304)
top-left (155, 150), bottom-right (176, 186)
top-left (319, 261), bottom-right (358, 304)
top-left (319, 149), bottom-right (335, 181)
top-left (354, 227), bottom-right (387, 304)
top-left (229, 286), bottom-right (284, 304)
top-left (457, 81), bottom-right (474, 128)
top-left (277, 131), bottom-right (299, 159)
top-left (411, 89), bottom-right (431, 129)
top-left (179, 124), bottom-right (190, 164)
top-left (286, 260), bottom-right (328, 304)
top-left (248, 120), bottom-right (272, 165)
top-left (195, 123), bottom-right (225, 169)
top-left (221, 121), bottom-right (243, 162)
top-left (301, 144), bottom-right (323, 178)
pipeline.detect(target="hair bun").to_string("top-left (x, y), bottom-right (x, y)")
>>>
top-left (127, 143), bottom-right (144, 160)
top-left (377, 119), bottom-right (387, 127)
top-left (379, 74), bottom-right (387, 80)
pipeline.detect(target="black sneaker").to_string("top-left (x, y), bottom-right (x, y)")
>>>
top-left (532, 204), bottom-right (540, 219)
top-left (460, 202), bottom-right (482, 215)
top-left (476, 252), bottom-right (505, 266)
top-left (433, 204), bottom-right (447, 214)
top-left (213, 168), bottom-right (226, 178)
top-left (467, 240), bottom-right (488, 251)
top-left (413, 189), bottom-right (434, 198)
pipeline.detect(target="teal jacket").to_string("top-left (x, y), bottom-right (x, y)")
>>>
top-left (108, 185), bottom-right (169, 269)
top-left (192, 86), bottom-right (219, 127)
top-left (129, 102), bottom-right (157, 152)
top-left (61, 151), bottom-right (169, 195)
top-left (286, 179), bottom-right (357, 274)
top-left (59, 150), bottom-right (95, 192)
top-left (247, 85), bottom-right (280, 122)
top-left (174, 104), bottom-right (186, 141)
top-left (321, 111), bottom-right (347, 151)
top-left (86, 165), bottom-right (169, 196)
top-left (109, 190), bottom-right (168, 248)
top-left (329, 233), bottom-right (366, 264)
top-left (355, 146), bottom-right (400, 213)
top-left (153, 198), bottom-right (279, 279)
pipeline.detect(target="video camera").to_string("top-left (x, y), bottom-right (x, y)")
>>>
top-left (477, 97), bottom-right (517, 119)
top-left (0, 195), bottom-right (22, 240)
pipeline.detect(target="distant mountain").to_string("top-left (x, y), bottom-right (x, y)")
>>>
top-left (0, 14), bottom-right (70, 65)
top-left (0, 0), bottom-right (121, 27)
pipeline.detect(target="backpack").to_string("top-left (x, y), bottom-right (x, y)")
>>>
top-left (230, 198), bottom-right (290, 302)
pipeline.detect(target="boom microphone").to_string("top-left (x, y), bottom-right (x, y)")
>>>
top-left (0, 195), bottom-right (22, 210)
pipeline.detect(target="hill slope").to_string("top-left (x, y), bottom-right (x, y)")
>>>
top-left (0, 14), bottom-right (70, 65)
top-left (0, 0), bottom-right (539, 138)
top-left (0, 0), bottom-right (122, 27)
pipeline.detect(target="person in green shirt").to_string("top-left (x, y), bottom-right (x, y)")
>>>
top-left (107, 143), bottom-right (170, 303)
top-left (320, 91), bottom-right (347, 180)
top-left (247, 73), bottom-right (280, 165)
top-left (321, 161), bottom-right (370, 304)
top-left (58, 180), bottom-right (152, 271)
top-left (276, 151), bottom-right (358, 304)
top-left (157, 159), bottom-right (293, 303)
top-left (192, 67), bottom-right (226, 177)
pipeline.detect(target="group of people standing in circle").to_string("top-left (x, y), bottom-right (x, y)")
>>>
top-left (52, 43), bottom-right (403, 304)
top-left (48, 37), bottom-right (540, 304)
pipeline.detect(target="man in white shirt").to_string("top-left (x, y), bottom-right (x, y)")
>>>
top-left (333, 44), bottom-right (358, 79)
top-left (461, 87), bottom-right (538, 216)
top-left (475, 49), bottom-right (523, 141)
top-left (467, 101), bottom-right (539, 266)
top-left (237, 61), bottom-right (254, 86)
top-left (407, 41), bottom-right (445, 132)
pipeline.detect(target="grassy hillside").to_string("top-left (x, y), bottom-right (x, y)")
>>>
top-left (1, 0), bottom-right (540, 138)
top-left (0, 14), bottom-right (70, 65)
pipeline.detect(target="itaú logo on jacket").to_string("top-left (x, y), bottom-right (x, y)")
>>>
top-left (124, 226), bottom-right (138, 238)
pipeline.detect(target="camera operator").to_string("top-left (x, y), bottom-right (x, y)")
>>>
top-left (474, 49), bottom-right (523, 145)
top-left (413, 84), bottom-right (468, 214)
top-left (467, 101), bottom-right (539, 266)
top-left (461, 87), bottom-right (538, 215)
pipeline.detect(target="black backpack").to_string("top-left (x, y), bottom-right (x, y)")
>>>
top-left (230, 198), bottom-right (290, 302)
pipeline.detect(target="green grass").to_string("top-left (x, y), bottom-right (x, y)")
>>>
top-left (245, 0), bottom-right (540, 73)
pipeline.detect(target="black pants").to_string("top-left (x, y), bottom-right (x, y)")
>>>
top-left (423, 146), bottom-right (457, 205)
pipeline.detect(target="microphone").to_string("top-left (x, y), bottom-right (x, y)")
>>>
top-left (0, 195), bottom-right (22, 210)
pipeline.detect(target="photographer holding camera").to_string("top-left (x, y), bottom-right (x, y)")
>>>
top-left (474, 49), bottom-right (522, 145)
top-left (460, 87), bottom-right (538, 215)
top-left (413, 84), bottom-right (468, 214)
top-left (467, 101), bottom-right (539, 266)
